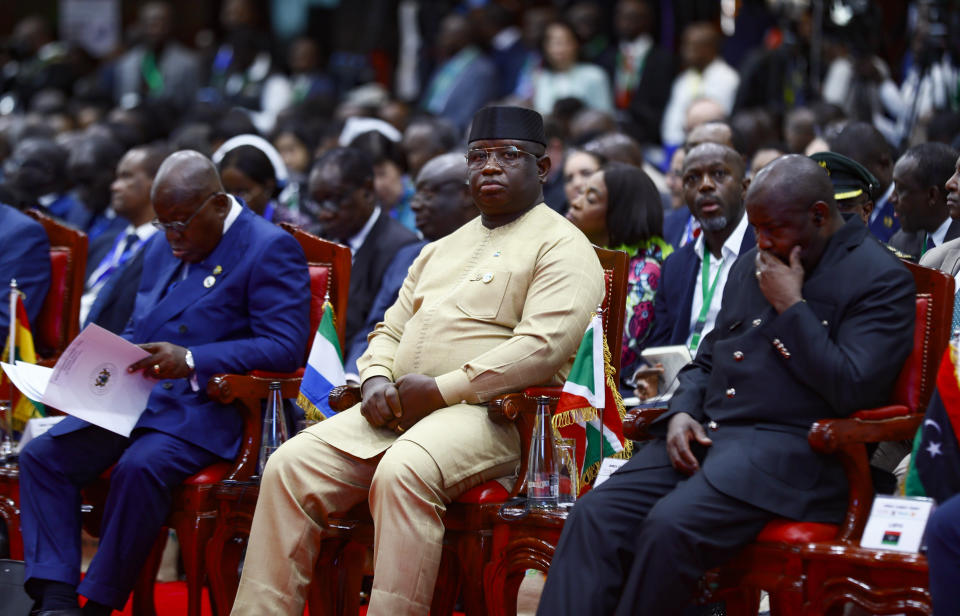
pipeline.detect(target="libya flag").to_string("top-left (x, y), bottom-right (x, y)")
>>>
top-left (553, 314), bottom-right (631, 495)
top-left (905, 345), bottom-right (960, 502)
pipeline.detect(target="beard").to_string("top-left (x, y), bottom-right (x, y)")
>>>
top-left (698, 215), bottom-right (728, 232)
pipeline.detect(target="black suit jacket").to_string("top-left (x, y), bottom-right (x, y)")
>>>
top-left (888, 218), bottom-right (960, 262)
top-left (644, 224), bottom-right (756, 350)
top-left (647, 217), bottom-right (915, 522)
top-left (83, 235), bottom-right (156, 334)
top-left (346, 213), bottom-right (419, 356)
top-left (626, 45), bottom-right (675, 145)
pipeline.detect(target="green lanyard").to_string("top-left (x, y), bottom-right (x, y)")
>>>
top-left (689, 251), bottom-right (723, 352)
top-left (141, 51), bottom-right (164, 94)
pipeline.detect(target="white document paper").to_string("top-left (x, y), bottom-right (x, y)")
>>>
top-left (1, 324), bottom-right (156, 436)
top-left (859, 495), bottom-right (935, 553)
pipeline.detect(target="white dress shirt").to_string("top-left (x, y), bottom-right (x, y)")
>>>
top-left (686, 213), bottom-right (750, 349)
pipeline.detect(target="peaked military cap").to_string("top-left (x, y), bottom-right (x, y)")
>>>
top-left (809, 151), bottom-right (880, 201)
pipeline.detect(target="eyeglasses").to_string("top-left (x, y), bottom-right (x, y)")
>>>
top-left (152, 192), bottom-right (222, 234)
top-left (465, 146), bottom-right (538, 170)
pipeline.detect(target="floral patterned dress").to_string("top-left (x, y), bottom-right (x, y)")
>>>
top-left (616, 237), bottom-right (673, 378)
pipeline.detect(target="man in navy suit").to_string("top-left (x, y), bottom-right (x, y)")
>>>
top-left (19, 151), bottom-right (310, 616)
top-left (82, 143), bottom-right (170, 334)
top-left (632, 143), bottom-right (755, 389)
top-left (307, 147), bottom-right (419, 374)
top-left (539, 155), bottom-right (916, 616)
top-left (0, 202), bottom-right (50, 326)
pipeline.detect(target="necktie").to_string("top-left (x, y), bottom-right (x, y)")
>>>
top-left (952, 287), bottom-right (960, 334)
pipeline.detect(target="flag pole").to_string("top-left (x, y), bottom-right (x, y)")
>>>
top-left (2, 279), bottom-right (17, 458)
top-left (596, 303), bottom-right (605, 485)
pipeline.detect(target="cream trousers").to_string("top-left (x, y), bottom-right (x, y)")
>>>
top-left (230, 423), bottom-right (516, 616)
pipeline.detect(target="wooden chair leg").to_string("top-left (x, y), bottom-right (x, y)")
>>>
top-left (174, 513), bottom-right (217, 616)
top-left (430, 543), bottom-right (460, 616)
top-left (206, 515), bottom-right (249, 616)
top-left (131, 531), bottom-right (167, 616)
top-left (456, 531), bottom-right (490, 616)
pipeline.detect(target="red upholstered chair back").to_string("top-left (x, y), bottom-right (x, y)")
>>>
top-left (594, 246), bottom-right (629, 382)
top-left (279, 223), bottom-right (351, 356)
top-left (891, 260), bottom-right (954, 413)
top-left (25, 209), bottom-right (87, 361)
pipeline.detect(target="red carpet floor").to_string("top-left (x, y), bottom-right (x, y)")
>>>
top-left (111, 582), bottom-right (464, 615)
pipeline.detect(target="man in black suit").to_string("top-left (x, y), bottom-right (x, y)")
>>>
top-left (634, 143), bottom-right (754, 387)
top-left (538, 154), bottom-right (916, 616)
top-left (888, 142), bottom-right (960, 262)
top-left (82, 144), bottom-right (170, 333)
top-left (307, 147), bottom-right (419, 368)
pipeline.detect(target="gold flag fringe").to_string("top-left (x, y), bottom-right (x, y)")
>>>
top-left (552, 319), bottom-right (634, 492)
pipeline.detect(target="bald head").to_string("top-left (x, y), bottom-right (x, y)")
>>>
top-left (747, 154), bottom-right (841, 270)
top-left (416, 152), bottom-right (467, 185)
top-left (152, 151), bottom-right (231, 263)
top-left (748, 154), bottom-right (835, 214)
top-left (413, 152), bottom-right (476, 241)
top-left (152, 150), bottom-right (224, 205)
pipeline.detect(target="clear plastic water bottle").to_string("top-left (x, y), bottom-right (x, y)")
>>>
top-left (258, 382), bottom-right (288, 475)
top-left (526, 396), bottom-right (560, 510)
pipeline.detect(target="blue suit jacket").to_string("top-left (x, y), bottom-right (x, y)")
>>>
top-left (51, 208), bottom-right (311, 459)
top-left (0, 203), bottom-right (50, 326)
top-left (644, 224), bottom-right (756, 351)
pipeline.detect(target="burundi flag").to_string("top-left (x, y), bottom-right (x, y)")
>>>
top-left (2, 294), bottom-right (46, 433)
top-left (553, 314), bottom-right (632, 495)
top-left (296, 302), bottom-right (346, 421)
top-left (905, 344), bottom-right (960, 502)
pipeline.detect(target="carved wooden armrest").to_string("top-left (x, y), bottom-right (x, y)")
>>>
top-left (329, 385), bottom-right (361, 412)
top-left (206, 369), bottom-right (305, 404)
top-left (622, 405), bottom-right (670, 441)
top-left (807, 407), bottom-right (923, 545)
top-left (807, 407), bottom-right (920, 454)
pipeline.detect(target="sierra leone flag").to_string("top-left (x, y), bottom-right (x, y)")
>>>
top-left (296, 302), bottom-right (345, 421)
top-left (553, 314), bottom-right (631, 495)
top-left (905, 344), bottom-right (960, 502)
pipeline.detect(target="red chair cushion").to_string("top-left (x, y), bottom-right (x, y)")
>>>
top-left (891, 295), bottom-right (931, 411)
top-left (37, 248), bottom-right (70, 353)
top-left (456, 480), bottom-right (509, 504)
top-left (756, 519), bottom-right (838, 543)
top-left (183, 462), bottom-right (232, 485)
top-left (100, 461), bottom-right (232, 485)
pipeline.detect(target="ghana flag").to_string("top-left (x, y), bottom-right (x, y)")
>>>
top-left (1, 293), bottom-right (46, 433)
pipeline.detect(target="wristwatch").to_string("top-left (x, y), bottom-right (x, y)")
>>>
top-left (184, 349), bottom-right (195, 373)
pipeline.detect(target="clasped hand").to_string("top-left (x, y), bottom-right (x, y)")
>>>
top-left (755, 246), bottom-right (804, 314)
top-left (127, 342), bottom-right (191, 379)
top-left (360, 374), bottom-right (445, 434)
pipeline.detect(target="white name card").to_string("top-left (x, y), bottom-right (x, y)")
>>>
top-left (16, 415), bottom-right (66, 453)
top-left (859, 495), bottom-right (935, 553)
top-left (592, 457), bottom-right (629, 488)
